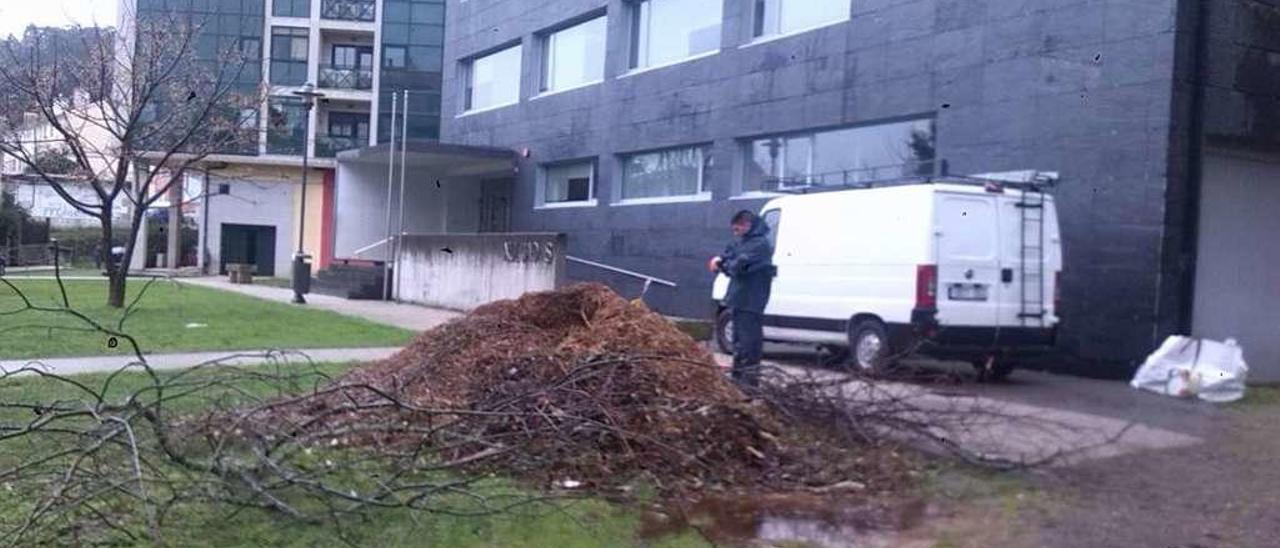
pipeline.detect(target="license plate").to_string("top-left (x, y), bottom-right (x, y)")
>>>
top-left (948, 284), bottom-right (989, 301)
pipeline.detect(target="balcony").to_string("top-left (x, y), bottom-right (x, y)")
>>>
top-left (321, 0), bottom-right (376, 22)
top-left (319, 67), bottom-right (374, 91)
top-left (316, 135), bottom-right (365, 158)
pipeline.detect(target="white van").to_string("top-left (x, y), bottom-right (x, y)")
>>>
top-left (712, 178), bottom-right (1063, 380)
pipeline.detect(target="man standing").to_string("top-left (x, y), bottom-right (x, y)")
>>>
top-left (709, 210), bottom-right (775, 387)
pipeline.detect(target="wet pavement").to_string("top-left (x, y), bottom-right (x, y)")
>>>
top-left (712, 349), bottom-right (1206, 467)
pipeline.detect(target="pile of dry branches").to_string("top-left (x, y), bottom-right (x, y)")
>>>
top-left (0, 279), bottom-right (1109, 545)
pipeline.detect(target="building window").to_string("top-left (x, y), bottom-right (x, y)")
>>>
top-left (541, 16), bottom-right (606, 93)
top-left (542, 161), bottom-right (596, 205)
top-left (464, 45), bottom-right (522, 112)
top-left (620, 145), bottom-right (711, 201)
top-left (270, 27), bottom-right (310, 86)
top-left (742, 119), bottom-right (936, 193)
top-left (332, 45), bottom-right (374, 69)
top-left (629, 0), bottom-right (722, 70)
top-left (752, 0), bottom-right (850, 39)
top-left (328, 112), bottom-right (370, 140)
top-left (272, 0), bottom-right (310, 18)
top-left (383, 45), bottom-right (407, 68)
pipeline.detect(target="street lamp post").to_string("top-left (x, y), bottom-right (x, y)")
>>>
top-left (291, 83), bottom-right (325, 304)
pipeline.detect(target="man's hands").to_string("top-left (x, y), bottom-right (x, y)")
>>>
top-left (707, 256), bottom-right (723, 273)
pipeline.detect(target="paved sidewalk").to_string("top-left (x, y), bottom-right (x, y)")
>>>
top-left (2, 347), bottom-right (404, 377)
top-left (711, 353), bottom-right (1200, 465)
top-left (180, 276), bottom-right (460, 332)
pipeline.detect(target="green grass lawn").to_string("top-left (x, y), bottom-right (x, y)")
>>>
top-left (0, 267), bottom-right (105, 278)
top-left (0, 363), bottom-right (707, 547)
top-left (0, 279), bottom-right (416, 360)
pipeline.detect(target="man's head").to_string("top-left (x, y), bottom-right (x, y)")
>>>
top-left (731, 210), bottom-right (756, 237)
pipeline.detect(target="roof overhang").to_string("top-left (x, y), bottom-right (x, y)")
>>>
top-left (337, 140), bottom-right (517, 178)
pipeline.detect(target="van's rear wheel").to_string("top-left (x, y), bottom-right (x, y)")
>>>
top-left (715, 308), bottom-right (734, 355)
top-left (847, 319), bottom-right (893, 374)
top-left (973, 359), bottom-right (1016, 382)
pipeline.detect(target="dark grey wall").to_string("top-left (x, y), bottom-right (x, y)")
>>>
top-left (1201, 0), bottom-right (1280, 152)
top-left (440, 0), bottom-right (1182, 365)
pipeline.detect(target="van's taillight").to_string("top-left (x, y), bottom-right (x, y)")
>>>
top-left (916, 265), bottom-right (938, 309)
top-left (1054, 271), bottom-right (1062, 314)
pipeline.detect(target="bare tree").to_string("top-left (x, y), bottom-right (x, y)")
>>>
top-left (0, 10), bottom-right (263, 307)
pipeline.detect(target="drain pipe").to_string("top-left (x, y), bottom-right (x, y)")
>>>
top-left (1174, 0), bottom-right (1210, 335)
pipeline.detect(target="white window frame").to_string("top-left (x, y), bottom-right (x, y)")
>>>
top-left (737, 120), bottom-right (937, 196)
top-left (615, 145), bottom-right (713, 206)
top-left (539, 15), bottom-right (607, 96)
top-left (537, 160), bottom-right (599, 209)
top-left (627, 0), bottom-right (723, 74)
top-left (747, 0), bottom-right (851, 45)
top-left (462, 44), bottom-right (523, 115)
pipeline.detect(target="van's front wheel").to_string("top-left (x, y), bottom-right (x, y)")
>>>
top-left (848, 319), bottom-right (893, 374)
top-left (714, 308), bottom-right (734, 355)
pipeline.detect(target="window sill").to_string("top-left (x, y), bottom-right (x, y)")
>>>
top-left (739, 18), bottom-right (851, 49)
top-left (536, 199), bottom-right (599, 210)
top-left (455, 101), bottom-right (519, 118)
top-left (612, 193), bottom-right (713, 206)
top-left (731, 191), bottom-right (786, 200)
top-left (531, 80), bottom-right (604, 101)
top-left (617, 50), bottom-right (720, 80)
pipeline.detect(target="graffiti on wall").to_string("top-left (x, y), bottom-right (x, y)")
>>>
top-left (503, 241), bottom-right (556, 264)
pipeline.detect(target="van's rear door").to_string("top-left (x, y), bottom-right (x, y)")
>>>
top-left (934, 192), bottom-right (1001, 327)
top-left (996, 192), bottom-right (1061, 327)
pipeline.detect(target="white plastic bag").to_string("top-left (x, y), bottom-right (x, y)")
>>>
top-left (1130, 336), bottom-right (1248, 403)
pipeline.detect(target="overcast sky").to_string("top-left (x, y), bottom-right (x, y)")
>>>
top-left (0, 0), bottom-right (118, 39)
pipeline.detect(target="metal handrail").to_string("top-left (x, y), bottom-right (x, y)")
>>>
top-left (567, 255), bottom-right (677, 298)
top-left (351, 237), bottom-right (393, 258)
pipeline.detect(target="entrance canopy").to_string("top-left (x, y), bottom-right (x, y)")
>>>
top-left (332, 140), bottom-right (519, 261)
top-left (337, 140), bottom-right (516, 178)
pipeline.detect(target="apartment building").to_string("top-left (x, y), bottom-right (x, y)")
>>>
top-left (120, 0), bottom-right (445, 276)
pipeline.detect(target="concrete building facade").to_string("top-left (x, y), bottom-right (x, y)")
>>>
top-left (436, 0), bottom-right (1280, 375)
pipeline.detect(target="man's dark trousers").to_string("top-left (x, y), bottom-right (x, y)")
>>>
top-left (731, 308), bottom-right (763, 387)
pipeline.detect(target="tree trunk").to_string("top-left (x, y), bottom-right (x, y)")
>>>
top-left (108, 268), bottom-right (128, 308)
top-left (98, 205), bottom-right (129, 308)
top-left (107, 204), bottom-right (146, 309)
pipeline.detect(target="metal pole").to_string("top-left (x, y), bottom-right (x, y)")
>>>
top-left (200, 167), bottom-right (210, 275)
top-left (394, 90), bottom-right (409, 302)
top-left (291, 86), bottom-right (323, 304)
top-left (297, 123), bottom-right (310, 254)
top-left (292, 101), bottom-right (312, 304)
top-left (381, 94), bottom-right (398, 301)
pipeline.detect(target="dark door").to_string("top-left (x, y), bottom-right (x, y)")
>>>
top-left (220, 223), bottom-right (277, 276)
top-left (479, 179), bottom-right (512, 233)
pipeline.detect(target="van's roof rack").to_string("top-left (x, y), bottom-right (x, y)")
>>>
top-left (773, 170), bottom-right (1059, 195)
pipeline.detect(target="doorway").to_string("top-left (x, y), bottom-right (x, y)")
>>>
top-left (220, 223), bottom-right (277, 276)
top-left (479, 179), bottom-right (512, 233)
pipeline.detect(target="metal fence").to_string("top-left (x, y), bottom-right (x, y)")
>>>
top-left (321, 0), bottom-right (376, 22)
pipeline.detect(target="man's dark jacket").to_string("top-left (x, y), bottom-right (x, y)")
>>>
top-left (719, 215), bottom-right (776, 314)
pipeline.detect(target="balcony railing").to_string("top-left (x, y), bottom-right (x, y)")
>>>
top-left (266, 132), bottom-right (305, 156)
top-left (316, 135), bottom-right (365, 158)
top-left (321, 0), bottom-right (376, 22)
top-left (319, 67), bottom-right (374, 91)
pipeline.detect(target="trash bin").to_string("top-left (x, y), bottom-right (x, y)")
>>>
top-left (292, 254), bottom-right (312, 294)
